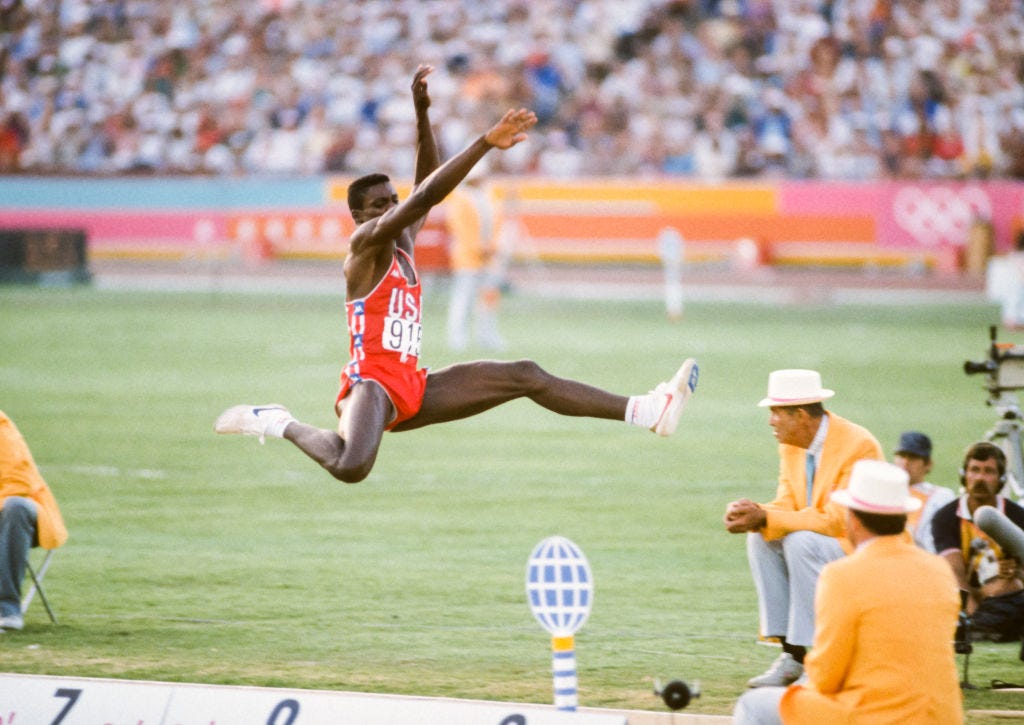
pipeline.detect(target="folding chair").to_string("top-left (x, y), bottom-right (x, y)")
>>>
top-left (21, 548), bottom-right (58, 624)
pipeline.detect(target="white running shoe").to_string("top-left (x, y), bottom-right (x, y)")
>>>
top-left (746, 652), bottom-right (804, 688)
top-left (0, 613), bottom-right (24, 631)
top-left (652, 358), bottom-right (699, 436)
top-left (214, 404), bottom-right (293, 444)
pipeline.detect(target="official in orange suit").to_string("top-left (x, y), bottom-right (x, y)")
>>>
top-left (733, 459), bottom-right (963, 724)
top-left (724, 369), bottom-right (883, 687)
top-left (0, 410), bottom-right (67, 631)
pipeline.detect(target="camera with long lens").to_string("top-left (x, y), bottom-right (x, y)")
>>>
top-left (964, 325), bottom-right (1024, 393)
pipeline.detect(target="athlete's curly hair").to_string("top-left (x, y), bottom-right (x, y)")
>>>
top-left (347, 173), bottom-right (391, 213)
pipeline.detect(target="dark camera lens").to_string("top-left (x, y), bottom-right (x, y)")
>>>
top-left (964, 360), bottom-right (994, 375)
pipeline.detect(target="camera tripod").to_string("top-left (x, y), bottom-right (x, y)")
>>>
top-left (982, 390), bottom-right (1024, 501)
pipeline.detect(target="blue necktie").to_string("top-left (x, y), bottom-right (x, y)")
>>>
top-left (805, 452), bottom-right (816, 507)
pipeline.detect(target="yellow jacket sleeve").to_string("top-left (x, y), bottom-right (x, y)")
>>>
top-left (762, 413), bottom-right (883, 542)
top-left (0, 411), bottom-right (67, 550)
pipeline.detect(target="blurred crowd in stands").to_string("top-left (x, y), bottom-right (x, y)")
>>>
top-left (1, 0), bottom-right (1022, 181)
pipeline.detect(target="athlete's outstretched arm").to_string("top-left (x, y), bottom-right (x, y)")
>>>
top-left (412, 64), bottom-right (440, 186)
top-left (405, 64), bottom-right (441, 241)
top-left (357, 107), bottom-right (537, 249)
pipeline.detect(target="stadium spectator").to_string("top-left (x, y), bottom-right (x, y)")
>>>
top-left (0, 1), bottom-right (1021, 180)
top-left (891, 430), bottom-right (955, 553)
top-left (932, 441), bottom-right (1024, 643)
top-left (215, 65), bottom-right (699, 483)
top-left (534, 128), bottom-right (586, 177)
top-left (0, 112), bottom-right (29, 172)
top-left (733, 459), bottom-right (962, 725)
top-left (723, 369), bottom-right (883, 688)
top-left (0, 410), bottom-right (68, 632)
top-left (749, 87), bottom-right (794, 176)
top-left (692, 107), bottom-right (738, 180)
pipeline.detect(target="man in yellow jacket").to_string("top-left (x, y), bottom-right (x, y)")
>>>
top-left (724, 369), bottom-right (883, 687)
top-left (733, 459), bottom-right (963, 724)
top-left (0, 410), bottom-right (67, 630)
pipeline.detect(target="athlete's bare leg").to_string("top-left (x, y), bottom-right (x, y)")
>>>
top-left (393, 359), bottom-right (627, 431)
top-left (216, 358), bottom-right (696, 480)
top-left (283, 382), bottom-right (394, 483)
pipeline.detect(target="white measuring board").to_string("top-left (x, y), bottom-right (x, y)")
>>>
top-left (0, 673), bottom-right (627, 725)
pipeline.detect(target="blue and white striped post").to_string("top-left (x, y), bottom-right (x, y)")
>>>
top-left (526, 536), bottom-right (594, 712)
top-left (550, 634), bottom-right (579, 710)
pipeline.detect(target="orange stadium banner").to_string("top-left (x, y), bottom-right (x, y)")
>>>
top-left (1, 178), bottom-right (1022, 274)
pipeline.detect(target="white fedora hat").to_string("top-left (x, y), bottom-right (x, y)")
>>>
top-left (758, 369), bottom-right (835, 407)
top-left (831, 459), bottom-right (921, 514)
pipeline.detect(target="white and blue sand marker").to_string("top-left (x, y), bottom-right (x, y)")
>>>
top-left (525, 536), bottom-right (593, 712)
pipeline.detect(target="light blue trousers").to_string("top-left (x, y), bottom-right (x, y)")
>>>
top-left (733, 686), bottom-right (786, 724)
top-left (446, 270), bottom-right (503, 352)
top-left (747, 530), bottom-right (845, 647)
top-left (0, 497), bottom-right (38, 617)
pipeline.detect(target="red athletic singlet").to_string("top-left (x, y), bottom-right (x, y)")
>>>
top-left (336, 248), bottom-right (428, 429)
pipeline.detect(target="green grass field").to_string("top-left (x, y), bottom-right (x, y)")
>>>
top-left (2, 279), bottom-right (1022, 720)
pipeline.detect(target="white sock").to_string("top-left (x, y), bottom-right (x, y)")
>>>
top-left (264, 411), bottom-right (296, 439)
top-left (626, 392), bottom-right (660, 428)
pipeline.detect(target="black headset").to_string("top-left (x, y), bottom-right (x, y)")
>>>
top-left (959, 441), bottom-right (1007, 488)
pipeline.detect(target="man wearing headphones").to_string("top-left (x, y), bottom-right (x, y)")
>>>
top-left (932, 441), bottom-right (1024, 642)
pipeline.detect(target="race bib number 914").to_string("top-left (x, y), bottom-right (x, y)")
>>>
top-left (383, 315), bottom-right (422, 359)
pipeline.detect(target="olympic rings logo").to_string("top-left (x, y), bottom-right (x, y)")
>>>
top-left (892, 185), bottom-right (992, 247)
